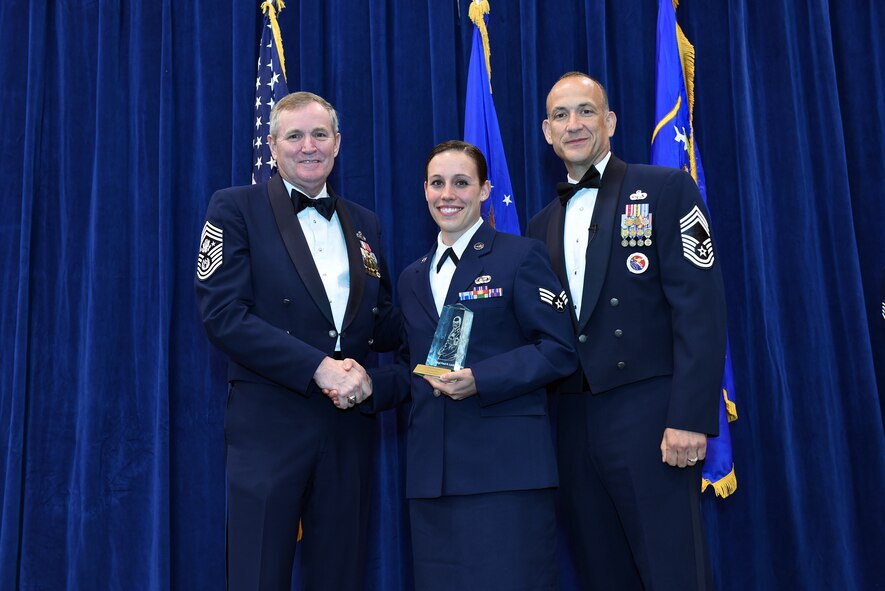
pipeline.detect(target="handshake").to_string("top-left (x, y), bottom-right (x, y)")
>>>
top-left (314, 356), bottom-right (372, 410)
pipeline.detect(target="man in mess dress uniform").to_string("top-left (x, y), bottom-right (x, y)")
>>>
top-left (527, 72), bottom-right (727, 591)
top-left (195, 91), bottom-right (400, 591)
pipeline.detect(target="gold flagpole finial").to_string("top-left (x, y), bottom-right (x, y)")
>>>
top-left (260, 0), bottom-right (288, 82)
top-left (468, 0), bottom-right (493, 93)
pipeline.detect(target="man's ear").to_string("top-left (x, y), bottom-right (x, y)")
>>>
top-left (542, 119), bottom-right (555, 145)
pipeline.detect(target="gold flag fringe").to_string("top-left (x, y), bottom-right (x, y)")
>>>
top-left (702, 464), bottom-right (738, 498)
top-left (468, 0), bottom-right (493, 93)
top-left (261, 0), bottom-right (288, 82)
top-left (675, 22), bottom-right (697, 183)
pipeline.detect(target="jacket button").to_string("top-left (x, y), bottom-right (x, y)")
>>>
top-left (368, 338), bottom-right (374, 346)
top-left (286, 330), bottom-right (290, 335)
top-left (282, 298), bottom-right (291, 305)
top-left (610, 298), bottom-right (619, 307)
top-left (617, 361), bottom-right (626, 369)
top-left (328, 329), bottom-right (338, 338)
top-left (372, 306), bottom-right (379, 315)
top-left (614, 329), bottom-right (623, 337)
top-left (578, 334), bottom-right (588, 343)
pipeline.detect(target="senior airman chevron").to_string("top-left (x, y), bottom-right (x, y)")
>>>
top-left (538, 287), bottom-right (568, 312)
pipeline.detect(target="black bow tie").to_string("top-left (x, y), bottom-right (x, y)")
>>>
top-left (293, 189), bottom-right (336, 221)
top-left (436, 247), bottom-right (459, 273)
top-left (556, 166), bottom-right (601, 206)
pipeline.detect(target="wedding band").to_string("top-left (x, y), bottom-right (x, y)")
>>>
top-left (687, 457), bottom-right (698, 464)
top-left (347, 395), bottom-right (357, 406)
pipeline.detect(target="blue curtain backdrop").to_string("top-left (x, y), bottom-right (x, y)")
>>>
top-left (1, 0), bottom-right (883, 589)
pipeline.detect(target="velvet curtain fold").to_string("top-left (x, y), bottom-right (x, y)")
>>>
top-left (1, 1), bottom-right (882, 589)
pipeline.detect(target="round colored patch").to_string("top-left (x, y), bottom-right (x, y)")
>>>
top-left (626, 252), bottom-right (649, 274)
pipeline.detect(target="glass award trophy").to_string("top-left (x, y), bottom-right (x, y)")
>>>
top-left (413, 303), bottom-right (473, 376)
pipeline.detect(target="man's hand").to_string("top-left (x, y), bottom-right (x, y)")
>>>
top-left (314, 357), bottom-right (372, 409)
top-left (660, 427), bottom-right (707, 468)
top-left (423, 369), bottom-right (476, 401)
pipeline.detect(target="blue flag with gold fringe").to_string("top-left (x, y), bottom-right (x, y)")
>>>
top-left (463, 0), bottom-right (520, 235)
top-left (651, 0), bottom-right (737, 497)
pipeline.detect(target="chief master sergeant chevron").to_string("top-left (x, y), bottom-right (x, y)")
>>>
top-left (526, 72), bottom-right (727, 590)
top-left (194, 91), bottom-right (400, 591)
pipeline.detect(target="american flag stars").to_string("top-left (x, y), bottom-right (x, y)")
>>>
top-left (252, 19), bottom-right (288, 184)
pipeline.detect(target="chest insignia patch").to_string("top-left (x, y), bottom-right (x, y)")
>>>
top-left (626, 252), bottom-right (649, 274)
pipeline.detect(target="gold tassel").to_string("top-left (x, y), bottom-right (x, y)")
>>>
top-left (702, 464), bottom-right (738, 498)
top-left (261, 0), bottom-right (288, 83)
top-left (468, 0), bottom-right (493, 93)
top-left (723, 388), bottom-right (738, 423)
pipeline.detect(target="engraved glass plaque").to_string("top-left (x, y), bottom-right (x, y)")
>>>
top-left (413, 303), bottom-right (473, 376)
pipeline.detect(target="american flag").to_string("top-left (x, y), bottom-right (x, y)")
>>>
top-left (252, 1), bottom-right (289, 185)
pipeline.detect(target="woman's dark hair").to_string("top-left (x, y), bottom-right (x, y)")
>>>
top-left (424, 140), bottom-right (488, 184)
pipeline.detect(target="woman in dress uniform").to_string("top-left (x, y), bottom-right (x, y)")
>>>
top-left (370, 140), bottom-right (578, 591)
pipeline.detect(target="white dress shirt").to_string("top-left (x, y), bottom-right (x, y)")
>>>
top-left (284, 180), bottom-right (349, 351)
top-left (430, 218), bottom-right (485, 316)
top-left (563, 151), bottom-right (612, 319)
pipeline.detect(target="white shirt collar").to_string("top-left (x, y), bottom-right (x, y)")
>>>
top-left (435, 217), bottom-right (485, 261)
top-left (567, 151), bottom-right (612, 184)
top-left (282, 179), bottom-right (329, 200)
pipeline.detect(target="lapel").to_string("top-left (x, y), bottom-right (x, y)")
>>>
top-left (544, 199), bottom-right (576, 325)
top-left (411, 242), bottom-right (441, 322)
top-left (445, 222), bottom-right (494, 307)
top-left (334, 189), bottom-right (367, 332)
top-left (266, 174), bottom-right (334, 326)
top-left (545, 201), bottom-right (569, 288)
top-left (576, 155), bottom-right (626, 331)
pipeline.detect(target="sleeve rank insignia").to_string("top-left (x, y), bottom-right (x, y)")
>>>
top-left (539, 287), bottom-right (568, 312)
top-left (196, 220), bottom-right (223, 281)
top-left (679, 205), bottom-right (715, 268)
